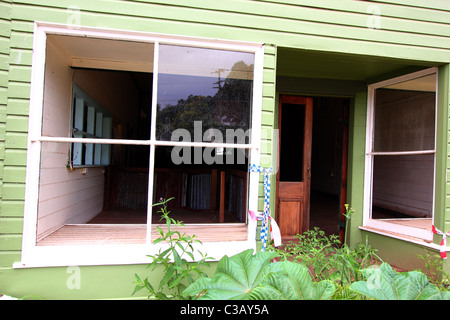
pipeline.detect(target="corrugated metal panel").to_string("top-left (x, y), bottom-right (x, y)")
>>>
top-left (188, 173), bottom-right (211, 210)
top-left (116, 170), bottom-right (148, 209)
top-left (227, 174), bottom-right (246, 222)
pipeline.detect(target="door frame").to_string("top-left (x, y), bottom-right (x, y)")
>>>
top-left (276, 95), bottom-right (313, 236)
top-left (339, 101), bottom-right (350, 244)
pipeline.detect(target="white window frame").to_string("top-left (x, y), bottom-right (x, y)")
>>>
top-left (17, 22), bottom-right (264, 268)
top-left (362, 67), bottom-right (438, 242)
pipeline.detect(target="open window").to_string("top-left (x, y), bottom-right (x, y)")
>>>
top-left (363, 68), bottom-right (437, 241)
top-left (21, 24), bottom-right (263, 266)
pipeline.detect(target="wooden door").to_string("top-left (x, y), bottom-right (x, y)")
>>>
top-left (276, 95), bottom-right (313, 238)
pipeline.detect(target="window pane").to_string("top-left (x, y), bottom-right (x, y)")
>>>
top-left (44, 34), bottom-right (153, 143)
top-left (152, 146), bottom-right (248, 223)
top-left (372, 154), bottom-right (434, 219)
top-left (279, 103), bottom-right (305, 182)
top-left (373, 75), bottom-right (436, 152)
top-left (156, 45), bottom-right (254, 142)
top-left (36, 142), bottom-right (151, 245)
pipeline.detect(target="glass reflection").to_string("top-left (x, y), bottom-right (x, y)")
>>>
top-left (156, 45), bottom-right (254, 142)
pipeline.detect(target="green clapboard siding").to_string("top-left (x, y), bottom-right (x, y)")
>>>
top-left (0, 0), bottom-right (448, 299)
top-left (0, 0), bottom-right (11, 276)
top-left (8, 0), bottom-right (450, 61)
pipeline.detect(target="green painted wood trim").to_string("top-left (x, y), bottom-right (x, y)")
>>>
top-left (260, 44), bottom-right (277, 215)
top-left (0, 261), bottom-right (221, 299)
top-left (345, 92), bottom-right (367, 247)
top-left (436, 64), bottom-right (449, 235)
top-left (360, 230), bottom-right (443, 272)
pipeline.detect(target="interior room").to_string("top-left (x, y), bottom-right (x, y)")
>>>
top-left (309, 96), bottom-right (348, 237)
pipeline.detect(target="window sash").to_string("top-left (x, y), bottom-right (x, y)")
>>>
top-left (363, 68), bottom-right (438, 239)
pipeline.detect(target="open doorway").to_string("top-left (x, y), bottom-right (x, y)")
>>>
top-left (309, 97), bottom-right (349, 238)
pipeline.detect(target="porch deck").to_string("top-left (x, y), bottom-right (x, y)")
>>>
top-left (36, 223), bottom-right (248, 246)
top-left (36, 202), bottom-right (247, 246)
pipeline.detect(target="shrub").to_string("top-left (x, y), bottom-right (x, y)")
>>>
top-left (350, 263), bottom-right (450, 300)
top-left (182, 249), bottom-right (336, 300)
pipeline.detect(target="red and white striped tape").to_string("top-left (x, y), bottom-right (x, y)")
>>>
top-left (249, 210), bottom-right (282, 248)
top-left (432, 225), bottom-right (449, 259)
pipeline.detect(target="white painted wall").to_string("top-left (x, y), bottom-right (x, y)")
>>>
top-left (37, 36), bottom-right (142, 240)
top-left (37, 39), bottom-right (105, 240)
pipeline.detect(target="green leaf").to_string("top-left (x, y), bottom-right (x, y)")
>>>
top-left (350, 263), bottom-right (449, 300)
top-left (159, 264), bottom-right (176, 289)
top-left (185, 251), bottom-right (195, 261)
top-left (252, 261), bottom-right (336, 300)
top-left (172, 247), bottom-right (182, 266)
top-left (152, 238), bottom-right (164, 245)
top-left (183, 249), bottom-right (278, 300)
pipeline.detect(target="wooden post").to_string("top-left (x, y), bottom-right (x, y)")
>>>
top-left (210, 169), bottom-right (217, 211)
top-left (220, 170), bottom-right (225, 223)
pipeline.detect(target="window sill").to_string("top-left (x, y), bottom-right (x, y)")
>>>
top-left (36, 223), bottom-right (248, 246)
top-left (362, 218), bottom-right (432, 240)
top-left (359, 224), bottom-right (443, 253)
top-left (14, 223), bottom-right (254, 268)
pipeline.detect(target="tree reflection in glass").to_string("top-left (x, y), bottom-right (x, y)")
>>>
top-left (156, 45), bottom-right (254, 142)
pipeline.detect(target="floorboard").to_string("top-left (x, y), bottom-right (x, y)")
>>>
top-left (37, 223), bottom-right (248, 246)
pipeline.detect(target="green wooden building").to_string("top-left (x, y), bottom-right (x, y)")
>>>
top-left (0, 0), bottom-right (449, 299)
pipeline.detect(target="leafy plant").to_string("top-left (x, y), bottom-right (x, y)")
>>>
top-left (272, 227), bottom-right (340, 280)
top-left (182, 249), bottom-right (337, 300)
top-left (132, 200), bottom-right (449, 301)
top-left (271, 227), bottom-right (380, 287)
top-left (183, 249), bottom-right (277, 299)
top-left (252, 261), bottom-right (336, 300)
top-left (350, 263), bottom-right (450, 300)
top-left (417, 249), bottom-right (450, 290)
top-left (133, 198), bottom-right (213, 300)
top-left (334, 204), bottom-right (381, 285)
top-left (269, 205), bottom-right (382, 299)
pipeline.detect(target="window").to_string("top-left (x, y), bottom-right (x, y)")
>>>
top-left (20, 23), bottom-right (263, 267)
top-left (70, 85), bottom-right (112, 167)
top-left (363, 68), bottom-right (437, 241)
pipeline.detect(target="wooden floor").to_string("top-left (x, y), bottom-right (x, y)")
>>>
top-left (385, 218), bottom-right (432, 231)
top-left (87, 207), bottom-right (241, 224)
top-left (37, 222), bottom-right (247, 246)
top-left (37, 207), bottom-right (247, 246)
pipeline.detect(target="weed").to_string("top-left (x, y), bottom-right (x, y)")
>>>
top-left (132, 198), bottom-right (213, 300)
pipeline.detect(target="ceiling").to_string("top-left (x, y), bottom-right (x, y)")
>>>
top-left (276, 47), bottom-right (439, 83)
top-left (48, 34), bottom-right (438, 90)
top-left (384, 73), bottom-right (436, 92)
top-left (49, 34), bottom-right (154, 73)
